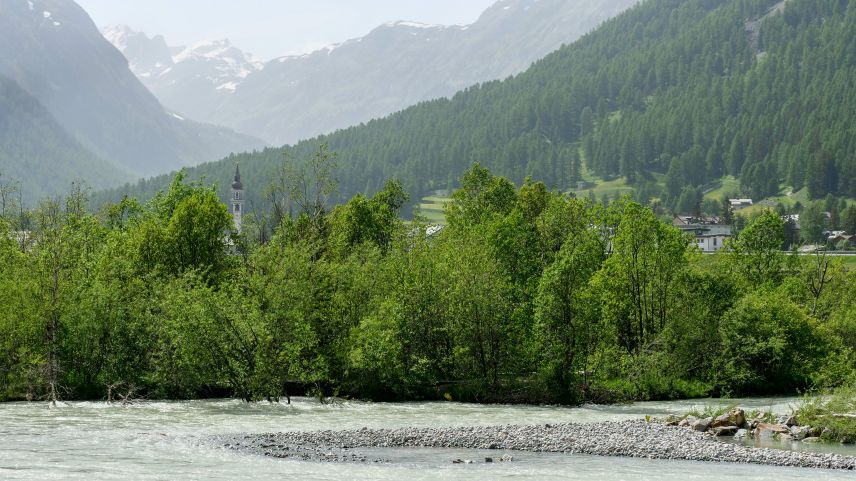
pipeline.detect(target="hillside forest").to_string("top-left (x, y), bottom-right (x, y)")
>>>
top-left (96, 0), bottom-right (856, 220)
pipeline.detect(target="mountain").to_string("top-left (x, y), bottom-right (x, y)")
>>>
top-left (102, 26), bottom-right (264, 125)
top-left (0, 76), bottom-right (131, 204)
top-left (0, 0), bottom-right (265, 181)
top-left (100, 25), bottom-right (174, 81)
top-left (106, 0), bottom-right (638, 144)
top-left (98, 0), bottom-right (856, 214)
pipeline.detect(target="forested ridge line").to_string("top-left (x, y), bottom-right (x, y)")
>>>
top-left (3, 161), bottom-right (855, 404)
top-left (93, 0), bottom-right (856, 215)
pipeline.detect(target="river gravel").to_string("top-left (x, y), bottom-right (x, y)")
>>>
top-left (218, 420), bottom-right (856, 470)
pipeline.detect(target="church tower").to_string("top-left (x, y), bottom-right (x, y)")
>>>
top-left (231, 164), bottom-right (244, 233)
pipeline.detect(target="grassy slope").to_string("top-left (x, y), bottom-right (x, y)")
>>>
top-left (417, 195), bottom-right (451, 224)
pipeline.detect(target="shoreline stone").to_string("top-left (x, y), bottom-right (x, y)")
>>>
top-left (216, 420), bottom-right (856, 470)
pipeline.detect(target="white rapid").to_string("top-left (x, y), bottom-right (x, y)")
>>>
top-left (1, 397), bottom-right (853, 480)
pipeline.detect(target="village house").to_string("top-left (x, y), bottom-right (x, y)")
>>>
top-left (729, 198), bottom-right (754, 210)
top-left (828, 232), bottom-right (856, 248)
top-left (673, 215), bottom-right (721, 226)
top-left (673, 219), bottom-right (732, 253)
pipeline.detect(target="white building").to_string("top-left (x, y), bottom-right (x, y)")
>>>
top-left (677, 224), bottom-right (733, 253)
top-left (730, 199), bottom-right (754, 210)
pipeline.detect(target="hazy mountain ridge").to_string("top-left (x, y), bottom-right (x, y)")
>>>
top-left (103, 25), bottom-right (264, 124)
top-left (107, 0), bottom-right (638, 144)
top-left (0, 0), bottom-right (265, 184)
top-left (0, 76), bottom-right (131, 204)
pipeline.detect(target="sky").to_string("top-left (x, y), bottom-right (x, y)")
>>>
top-left (76, 0), bottom-right (498, 60)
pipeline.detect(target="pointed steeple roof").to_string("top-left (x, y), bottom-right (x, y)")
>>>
top-left (231, 164), bottom-right (243, 190)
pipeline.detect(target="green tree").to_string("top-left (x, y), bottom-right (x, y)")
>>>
top-left (535, 229), bottom-right (604, 402)
top-left (842, 205), bottom-right (856, 235)
top-left (580, 106), bottom-right (594, 137)
top-left (164, 188), bottom-right (232, 278)
top-left (443, 232), bottom-right (513, 386)
top-left (800, 201), bottom-right (827, 244)
top-left (716, 291), bottom-right (829, 395)
top-left (597, 201), bottom-right (689, 354)
top-left (721, 197), bottom-right (734, 225)
top-left (445, 163), bottom-right (517, 228)
top-left (727, 210), bottom-right (785, 285)
top-left (329, 180), bottom-right (408, 257)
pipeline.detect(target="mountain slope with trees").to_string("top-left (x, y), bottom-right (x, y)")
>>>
top-left (0, 76), bottom-right (131, 204)
top-left (105, 0), bottom-right (637, 145)
top-left (98, 0), bottom-right (856, 214)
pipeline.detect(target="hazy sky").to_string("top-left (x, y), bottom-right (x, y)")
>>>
top-left (77, 0), bottom-right (498, 60)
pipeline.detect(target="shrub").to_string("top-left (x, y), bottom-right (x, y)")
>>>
top-left (796, 383), bottom-right (856, 441)
top-left (715, 291), bottom-right (830, 395)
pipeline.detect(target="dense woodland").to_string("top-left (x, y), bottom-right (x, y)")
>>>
top-left (94, 0), bottom-right (856, 215)
top-left (2, 157), bottom-right (855, 404)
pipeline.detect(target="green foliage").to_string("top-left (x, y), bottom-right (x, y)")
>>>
top-left (597, 200), bottom-right (690, 353)
top-left (842, 205), bottom-right (856, 235)
top-left (800, 201), bottom-right (828, 244)
top-left (726, 210), bottom-right (786, 285)
top-left (715, 291), bottom-right (830, 395)
top-left (2, 164), bottom-right (855, 405)
top-left (796, 383), bottom-right (856, 441)
top-left (535, 226), bottom-right (604, 402)
top-left (329, 180), bottom-right (408, 257)
top-left (686, 404), bottom-right (738, 420)
top-left (134, 173), bottom-right (233, 283)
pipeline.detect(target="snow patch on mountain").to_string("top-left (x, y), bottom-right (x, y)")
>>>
top-left (172, 39), bottom-right (263, 79)
top-left (102, 25), bottom-right (129, 51)
top-left (102, 25), bottom-right (262, 103)
top-left (383, 20), bottom-right (445, 29)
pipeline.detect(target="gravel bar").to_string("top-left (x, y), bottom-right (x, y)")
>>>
top-left (217, 420), bottom-right (856, 469)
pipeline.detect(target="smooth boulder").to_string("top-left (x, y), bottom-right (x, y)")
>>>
top-left (692, 417), bottom-right (713, 432)
top-left (710, 409), bottom-right (746, 429)
top-left (754, 423), bottom-right (790, 439)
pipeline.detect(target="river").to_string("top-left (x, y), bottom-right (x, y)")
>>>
top-left (1, 397), bottom-right (853, 480)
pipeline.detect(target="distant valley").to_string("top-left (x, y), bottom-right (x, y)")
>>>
top-left (105, 0), bottom-right (638, 145)
top-left (0, 0), bottom-right (265, 203)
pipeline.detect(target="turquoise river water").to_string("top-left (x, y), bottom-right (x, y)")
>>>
top-left (1, 396), bottom-right (854, 480)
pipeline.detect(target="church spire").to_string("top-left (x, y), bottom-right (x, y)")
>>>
top-left (231, 163), bottom-right (244, 233)
top-left (231, 164), bottom-right (243, 190)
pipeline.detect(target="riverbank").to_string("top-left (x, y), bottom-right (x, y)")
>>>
top-left (218, 420), bottom-right (856, 470)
